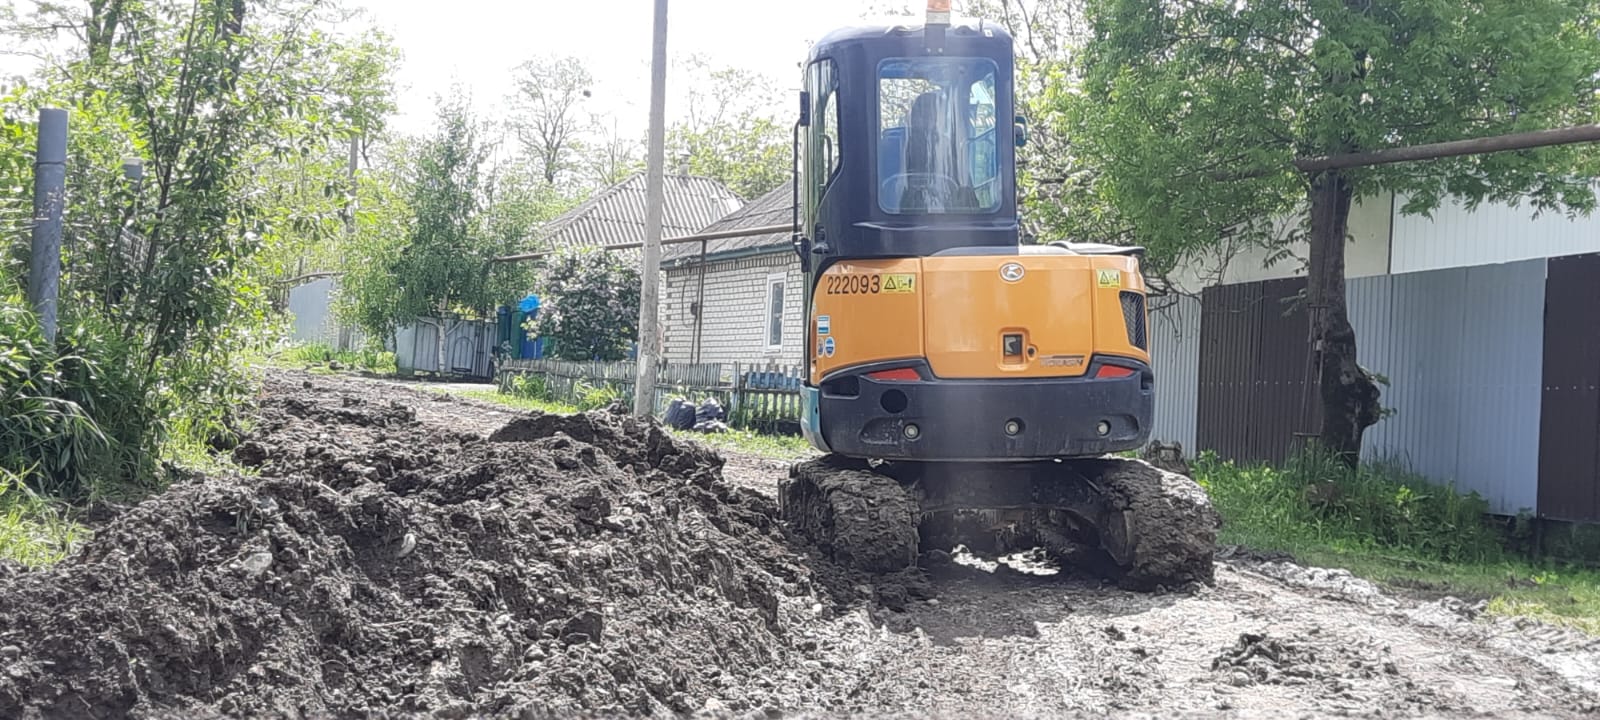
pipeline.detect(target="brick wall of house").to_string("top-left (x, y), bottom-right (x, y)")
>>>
top-left (663, 250), bottom-right (805, 367)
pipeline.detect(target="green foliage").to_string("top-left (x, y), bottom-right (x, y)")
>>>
top-left (666, 56), bottom-right (789, 199)
top-left (279, 341), bottom-right (396, 375)
top-left (1194, 446), bottom-right (1600, 634)
top-left (386, 95), bottom-right (492, 323)
top-left (0, 466), bottom-right (85, 567)
top-left (668, 116), bottom-right (789, 200)
top-left (506, 373), bottom-right (551, 402)
top-left (525, 246), bottom-right (640, 362)
top-left (337, 96), bottom-right (571, 340)
top-left (572, 379), bottom-right (622, 411)
top-left (454, 386), bottom-right (576, 416)
top-left (1195, 446), bottom-right (1503, 564)
top-left (0, 292), bottom-right (162, 500)
top-left (0, 0), bottom-right (401, 503)
top-left (1056, 0), bottom-right (1600, 272)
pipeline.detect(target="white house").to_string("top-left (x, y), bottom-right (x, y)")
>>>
top-left (661, 180), bottom-right (805, 367)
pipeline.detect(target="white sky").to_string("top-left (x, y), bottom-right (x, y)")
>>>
top-left (345, 0), bottom-right (888, 140)
top-left (1, 0), bottom-right (902, 141)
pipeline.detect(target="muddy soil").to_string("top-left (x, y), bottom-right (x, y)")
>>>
top-left (0, 369), bottom-right (1595, 719)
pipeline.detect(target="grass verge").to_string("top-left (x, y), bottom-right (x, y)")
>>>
top-left (0, 468), bottom-right (87, 566)
top-left (259, 341), bottom-right (397, 376)
top-left (1195, 449), bottom-right (1600, 635)
top-left (458, 384), bottom-right (815, 461)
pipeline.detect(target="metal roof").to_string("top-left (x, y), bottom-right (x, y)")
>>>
top-left (663, 179), bottom-right (795, 265)
top-left (532, 172), bottom-right (744, 252)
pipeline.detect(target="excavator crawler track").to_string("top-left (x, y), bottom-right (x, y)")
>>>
top-left (780, 454), bottom-right (1220, 590)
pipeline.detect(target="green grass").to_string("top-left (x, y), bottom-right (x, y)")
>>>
top-left (453, 388), bottom-right (578, 415)
top-left (667, 426), bottom-right (816, 461)
top-left (1196, 449), bottom-right (1600, 635)
top-left (459, 382), bottom-right (816, 461)
top-left (0, 468), bottom-right (87, 566)
top-left (263, 341), bottom-right (397, 376)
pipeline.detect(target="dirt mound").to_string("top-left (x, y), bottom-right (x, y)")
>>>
top-left (0, 377), bottom-right (839, 718)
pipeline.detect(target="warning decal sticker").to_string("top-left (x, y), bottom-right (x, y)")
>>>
top-left (881, 273), bottom-right (916, 294)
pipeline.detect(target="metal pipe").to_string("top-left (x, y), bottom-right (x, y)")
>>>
top-left (492, 223), bottom-right (791, 264)
top-left (29, 108), bottom-right (67, 344)
top-left (693, 237), bottom-right (707, 363)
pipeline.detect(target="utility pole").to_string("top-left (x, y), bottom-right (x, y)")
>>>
top-left (29, 108), bottom-right (67, 344)
top-left (633, 0), bottom-right (668, 417)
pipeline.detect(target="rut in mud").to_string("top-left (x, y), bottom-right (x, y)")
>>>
top-left (0, 369), bottom-right (1595, 719)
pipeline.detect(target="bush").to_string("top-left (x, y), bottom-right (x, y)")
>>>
top-left (507, 374), bottom-right (550, 402)
top-left (525, 247), bottom-right (640, 362)
top-left (1194, 445), bottom-right (1504, 564)
top-left (0, 292), bottom-right (163, 500)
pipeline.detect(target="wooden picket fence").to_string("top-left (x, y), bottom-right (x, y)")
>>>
top-left (495, 357), bottom-right (805, 434)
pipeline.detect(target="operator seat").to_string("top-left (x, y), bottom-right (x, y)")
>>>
top-left (898, 91), bottom-right (980, 212)
top-left (899, 92), bottom-right (945, 212)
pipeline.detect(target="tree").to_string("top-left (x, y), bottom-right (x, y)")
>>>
top-left (507, 54), bottom-right (595, 186)
top-left (666, 55), bottom-right (789, 199)
top-left (343, 93), bottom-right (499, 337)
top-left (0, 0), bottom-right (399, 494)
top-left (581, 117), bottom-right (644, 190)
top-left (525, 246), bottom-right (640, 362)
top-left (1060, 0), bottom-right (1600, 465)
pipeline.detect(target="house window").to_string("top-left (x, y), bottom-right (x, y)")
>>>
top-left (764, 272), bottom-right (785, 351)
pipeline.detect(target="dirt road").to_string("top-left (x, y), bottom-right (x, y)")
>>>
top-left (0, 369), bottom-right (1595, 719)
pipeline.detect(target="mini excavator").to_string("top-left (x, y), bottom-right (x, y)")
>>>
top-left (779, 2), bottom-right (1218, 589)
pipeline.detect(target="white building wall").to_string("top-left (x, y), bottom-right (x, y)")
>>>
top-left (1166, 192), bottom-right (1394, 292)
top-left (663, 251), bottom-right (805, 366)
top-left (1389, 190), bottom-right (1600, 274)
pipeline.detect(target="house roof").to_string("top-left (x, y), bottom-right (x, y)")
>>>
top-left (664, 179), bottom-right (795, 265)
top-left (533, 172), bottom-right (744, 252)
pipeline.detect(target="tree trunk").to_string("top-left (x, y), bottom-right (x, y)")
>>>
top-left (86, 0), bottom-right (126, 66)
top-left (1306, 170), bottom-right (1381, 467)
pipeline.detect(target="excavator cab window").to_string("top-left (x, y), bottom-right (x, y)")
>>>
top-left (802, 58), bottom-right (842, 241)
top-left (877, 56), bottom-right (999, 215)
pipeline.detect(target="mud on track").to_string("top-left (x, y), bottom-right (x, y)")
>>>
top-left (0, 369), bottom-right (1595, 719)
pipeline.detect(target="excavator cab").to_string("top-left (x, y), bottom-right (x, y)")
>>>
top-left (791, 12), bottom-right (1152, 461)
top-left (780, 4), bottom-right (1217, 590)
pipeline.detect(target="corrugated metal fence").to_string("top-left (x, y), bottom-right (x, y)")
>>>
top-left (1538, 253), bottom-right (1600, 523)
top-left (395, 316), bottom-right (496, 381)
top-left (496, 358), bottom-right (806, 433)
top-left (1197, 277), bottom-right (1320, 465)
top-left (1187, 259), bottom-right (1555, 517)
top-left (1148, 294), bottom-right (1201, 451)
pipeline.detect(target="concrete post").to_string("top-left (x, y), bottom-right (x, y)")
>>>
top-left (29, 108), bottom-right (67, 344)
top-left (633, 0), bottom-right (669, 417)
